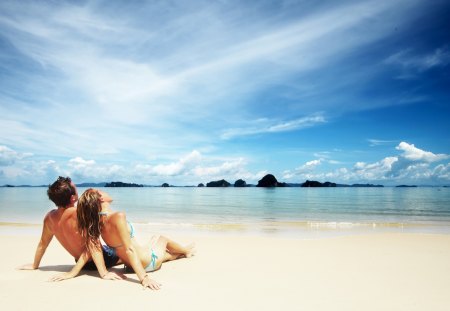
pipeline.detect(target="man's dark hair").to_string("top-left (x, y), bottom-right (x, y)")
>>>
top-left (47, 176), bottom-right (76, 207)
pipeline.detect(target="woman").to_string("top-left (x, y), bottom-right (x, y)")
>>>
top-left (53, 188), bottom-right (195, 290)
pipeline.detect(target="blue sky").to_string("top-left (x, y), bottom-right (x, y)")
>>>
top-left (0, 0), bottom-right (449, 186)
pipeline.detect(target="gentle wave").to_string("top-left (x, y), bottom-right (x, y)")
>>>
top-left (133, 220), bottom-right (449, 230)
top-left (126, 220), bottom-right (450, 238)
top-left (3, 220), bottom-right (450, 238)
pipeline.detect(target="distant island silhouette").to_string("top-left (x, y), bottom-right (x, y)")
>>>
top-left (197, 174), bottom-right (383, 188)
top-left (2, 174), bottom-right (447, 187)
top-left (105, 181), bottom-right (143, 187)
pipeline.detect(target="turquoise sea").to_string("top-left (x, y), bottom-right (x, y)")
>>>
top-left (1, 187), bottom-right (450, 237)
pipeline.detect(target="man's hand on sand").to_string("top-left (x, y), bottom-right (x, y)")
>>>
top-left (17, 263), bottom-right (37, 270)
top-left (48, 271), bottom-right (126, 282)
top-left (102, 271), bottom-right (127, 280)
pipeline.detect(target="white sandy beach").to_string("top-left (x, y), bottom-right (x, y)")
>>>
top-left (1, 231), bottom-right (450, 311)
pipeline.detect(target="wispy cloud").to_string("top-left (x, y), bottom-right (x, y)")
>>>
top-left (367, 139), bottom-right (398, 147)
top-left (1, 0), bottom-right (428, 125)
top-left (385, 47), bottom-right (450, 73)
top-left (221, 115), bottom-right (326, 140)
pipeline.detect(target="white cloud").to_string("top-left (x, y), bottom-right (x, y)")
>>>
top-left (1, 141), bottom-right (449, 186)
top-left (151, 150), bottom-right (202, 176)
top-left (0, 146), bottom-right (20, 166)
top-left (131, 150), bottom-right (260, 183)
top-left (342, 143), bottom-right (449, 183)
top-left (305, 159), bottom-right (321, 167)
top-left (432, 163), bottom-right (450, 180)
top-left (281, 142), bottom-right (450, 185)
top-left (0, 157), bottom-right (64, 185)
top-left (353, 157), bottom-right (398, 180)
top-left (283, 156), bottom-right (347, 181)
top-left (297, 159), bottom-right (322, 173)
top-left (348, 143), bottom-right (450, 183)
top-left (66, 157), bottom-right (125, 182)
top-left (0, 145), bottom-right (32, 166)
top-left (69, 157), bottom-right (96, 169)
top-left (396, 142), bottom-right (449, 162)
top-left (283, 159), bottom-right (322, 179)
top-left (193, 158), bottom-right (245, 178)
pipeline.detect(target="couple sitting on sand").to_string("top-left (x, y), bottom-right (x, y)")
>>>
top-left (18, 176), bottom-right (195, 290)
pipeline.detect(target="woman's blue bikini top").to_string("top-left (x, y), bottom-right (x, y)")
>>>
top-left (98, 212), bottom-right (135, 250)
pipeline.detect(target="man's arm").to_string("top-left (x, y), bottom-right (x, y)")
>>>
top-left (48, 248), bottom-right (91, 281)
top-left (49, 242), bottom-right (124, 282)
top-left (17, 216), bottom-right (53, 270)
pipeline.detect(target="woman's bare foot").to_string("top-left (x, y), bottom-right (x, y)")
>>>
top-left (185, 243), bottom-right (196, 258)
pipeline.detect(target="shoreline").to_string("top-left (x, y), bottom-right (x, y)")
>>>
top-left (1, 231), bottom-right (450, 310)
top-left (2, 220), bottom-right (450, 239)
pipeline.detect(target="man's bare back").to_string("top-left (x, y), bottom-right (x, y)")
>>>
top-left (45, 206), bottom-right (84, 259)
top-left (18, 177), bottom-right (82, 270)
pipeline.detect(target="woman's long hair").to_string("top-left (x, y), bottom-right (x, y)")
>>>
top-left (77, 189), bottom-right (102, 249)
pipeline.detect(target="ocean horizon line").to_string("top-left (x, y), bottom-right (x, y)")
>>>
top-left (2, 181), bottom-right (450, 188)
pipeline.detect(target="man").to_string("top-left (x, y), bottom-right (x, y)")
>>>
top-left (18, 176), bottom-right (123, 280)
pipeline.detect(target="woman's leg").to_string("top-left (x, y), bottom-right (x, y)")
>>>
top-left (162, 251), bottom-right (183, 262)
top-left (153, 236), bottom-right (195, 263)
top-left (145, 235), bottom-right (196, 270)
top-left (163, 236), bottom-right (196, 258)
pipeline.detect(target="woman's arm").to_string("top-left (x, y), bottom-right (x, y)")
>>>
top-left (87, 240), bottom-right (125, 280)
top-left (88, 240), bottom-right (108, 278)
top-left (113, 213), bottom-right (161, 290)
